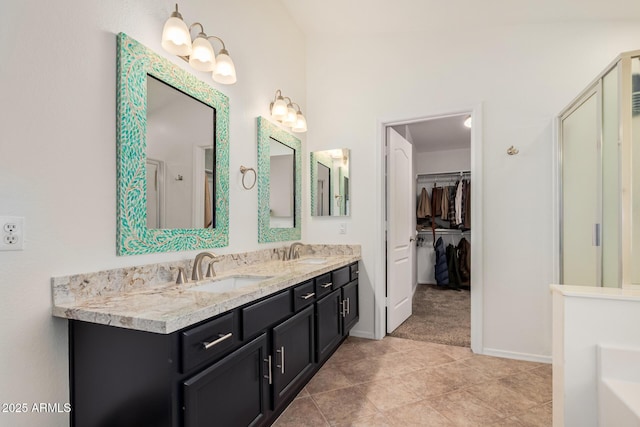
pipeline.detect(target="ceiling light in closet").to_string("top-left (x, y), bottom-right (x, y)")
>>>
top-left (161, 4), bottom-right (237, 84)
top-left (463, 116), bottom-right (472, 128)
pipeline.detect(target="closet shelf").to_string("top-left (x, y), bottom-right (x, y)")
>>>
top-left (417, 228), bottom-right (470, 235)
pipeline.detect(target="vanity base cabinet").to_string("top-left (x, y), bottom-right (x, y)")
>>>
top-left (69, 321), bottom-right (176, 427)
top-left (69, 262), bottom-right (359, 427)
top-left (272, 305), bottom-right (315, 409)
top-left (342, 279), bottom-right (359, 334)
top-left (183, 334), bottom-right (269, 427)
top-left (316, 289), bottom-right (344, 363)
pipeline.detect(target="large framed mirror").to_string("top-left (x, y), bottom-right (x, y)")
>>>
top-left (116, 33), bottom-right (229, 255)
top-left (310, 149), bottom-right (350, 216)
top-left (257, 117), bottom-right (301, 242)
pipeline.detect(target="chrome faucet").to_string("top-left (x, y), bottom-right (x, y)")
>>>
top-left (192, 252), bottom-right (218, 281)
top-left (287, 242), bottom-right (305, 260)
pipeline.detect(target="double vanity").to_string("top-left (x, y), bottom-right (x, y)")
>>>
top-left (52, 245), bottom-right (360, 427)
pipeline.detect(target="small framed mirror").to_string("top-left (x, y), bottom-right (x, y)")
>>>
top-left (257, 117), bottom-right (301, 242)
top-left (116, 33), bottom-right (229, 255)
top-left (310, 149), bottom-right (350, 216)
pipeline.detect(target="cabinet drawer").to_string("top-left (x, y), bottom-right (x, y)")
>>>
top-left (242, 291), bottom-right (292, 339)
top-left (314, 273), bottom-right (333, 298)
top-left (332, 266), bottom-right (350, 288)
top-left (181, 311), bottom-right (236, 373)
top-left (350, 263), bottom-right (359, 281)
top-left (293, 280), bottom-right (316, 311)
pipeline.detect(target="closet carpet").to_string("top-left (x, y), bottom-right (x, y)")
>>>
top-left (388, 284), bottom-right (470, 348)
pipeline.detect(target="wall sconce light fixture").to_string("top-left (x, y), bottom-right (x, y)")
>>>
top-left (270, 90), bottom-right (307, 133)
top-left (161, 4), bottom-right (237, 84)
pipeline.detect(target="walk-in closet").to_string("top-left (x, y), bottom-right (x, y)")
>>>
top-left (388, 114), bottom-right (472, 347)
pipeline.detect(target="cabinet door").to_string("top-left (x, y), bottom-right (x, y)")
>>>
top-left (316, 289), bottom-right (343, 363)
top-left (342, 280), bottom-right (359, 335)
top-left (272, 305), bottom-right (315, 408)
top-left (183, 334), bottom-right (269, 427)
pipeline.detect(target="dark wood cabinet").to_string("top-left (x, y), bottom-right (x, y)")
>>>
top-left (342, 279), bottom-right (359, 334)
top-left (70, 262), bottom-right (359, 427)
top-left (183, 334), bottom-right (269, 427)
top-left (316, 289), bottom-right (343, 363)
top-left (271, 305), bottom-right (315, 408)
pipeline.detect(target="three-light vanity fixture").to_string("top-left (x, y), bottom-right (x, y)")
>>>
top-left (161, 4), bottom-right (237, 84)
top-left (270, 90), bottom-right (307, 133)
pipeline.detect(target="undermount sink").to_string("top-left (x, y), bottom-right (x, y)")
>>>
top-left (296, 258), bottom-right (328, 265)
top-left (190, 275), bottom-right (273, 293)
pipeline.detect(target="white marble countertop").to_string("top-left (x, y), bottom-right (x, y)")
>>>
top-left (52, 254), bottom-right (360, 334)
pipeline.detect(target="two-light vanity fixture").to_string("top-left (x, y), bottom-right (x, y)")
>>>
top-left (161, 4), bottom-right (237, 84)
top-left (270, 90), bottom-right (307, 133)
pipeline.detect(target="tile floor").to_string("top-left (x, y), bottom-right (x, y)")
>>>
top-left (274, 336), bottom-right (552, 426)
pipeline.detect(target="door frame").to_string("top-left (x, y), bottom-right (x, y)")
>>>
top-left (374, 105), bottom-right (484, 355)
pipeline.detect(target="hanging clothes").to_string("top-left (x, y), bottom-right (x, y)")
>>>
top-left (455, 180), bottom-right (464, 226)
top-left (441, 186), bottom-right (449, 219)
top-left (434, 237), bottom-right (449, 286)
top-left (458, 237), bottom-right (471, 285)
top-left (447, 186), bottom-right (457, 224)
top-left (432, 186), bottom-right (443, 217)
top-left (417, 187), bottom-right (431, 219)
top-left (446, 243), bottom-right (463, 289)
top-left (463, 180), bottom-right (471, 229)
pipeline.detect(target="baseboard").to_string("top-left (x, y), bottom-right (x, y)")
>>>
top-left (348, 329), bottom-right (375, 340)
top-left (482, 347), bottom-right (552, 364)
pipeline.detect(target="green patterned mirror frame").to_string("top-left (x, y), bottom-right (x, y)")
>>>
top-left (116, 33), bottom-right (229, 255)
top-left (257, 117), bottom-right (302, 243)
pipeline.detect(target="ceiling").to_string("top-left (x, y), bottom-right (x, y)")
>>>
top-left (393, 115), bottom-right (470, 153)
top-left (280, 0), bottom-right (640, 35)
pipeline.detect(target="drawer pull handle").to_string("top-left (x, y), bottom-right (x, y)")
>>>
top-left (264, 356), bottom-right (272, 384)
top-left (276, 346), bottom-right (285, 374)
top-left (321, 282), bottom-right (332, 289)
top-left (301, 292), bottom-right (316, 300)
top-left (202, 332), bottom-right (233, 350)
top-left (346, 297), bottom-right (350, 315)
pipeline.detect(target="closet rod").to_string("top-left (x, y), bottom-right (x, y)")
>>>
top-left (416, 170), bottom-right (470, 180)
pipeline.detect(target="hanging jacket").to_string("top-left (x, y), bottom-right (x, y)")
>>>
top-left (434, 237), bottom-right (449, 286)
top-left (458, 237), bottom-right (471, 285)
top-left (446, 244), bottom-right (462, 289)
top-left (417, 187), bottom-right (431, 219)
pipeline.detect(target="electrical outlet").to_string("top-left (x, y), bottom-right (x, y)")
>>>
top-left (339, 223), bottom-right (347, 235)
top-left (0, 216), bottom-right (24, 251)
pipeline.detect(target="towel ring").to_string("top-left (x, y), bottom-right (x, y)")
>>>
top-left (240, 166), bottom-right (257, 190)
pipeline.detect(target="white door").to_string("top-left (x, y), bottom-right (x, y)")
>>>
top-left (386, 128), bottom-right (415, 333)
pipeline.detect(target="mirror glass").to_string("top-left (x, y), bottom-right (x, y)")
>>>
top-left (116, 33), bottom-right (229, 255)
top-left (310, 149), bottom-right (350, 216)
top-left (257, 117), bottom-right (301, 243)
top-left (269, 138), bottom-right (295, 228)
top-left (146, 76), bottom-right (215, 229)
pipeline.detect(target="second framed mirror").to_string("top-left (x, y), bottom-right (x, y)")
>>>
top-left (311, 149), bottom-right (350, 216)
top-left (257, 117), bottom-right (301, 242)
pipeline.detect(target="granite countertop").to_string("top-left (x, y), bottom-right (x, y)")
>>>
top-left (52, 253), bottom-right (360, 334)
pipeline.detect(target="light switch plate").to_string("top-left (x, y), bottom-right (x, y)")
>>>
top-left (0, 216), bottom-right (24, 251)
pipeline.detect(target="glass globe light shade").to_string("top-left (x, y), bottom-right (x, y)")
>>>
top-left (271, 97), bottom-right (288, 121)
top-left (189, 36), bottom-right (216, 72)
top-left (212, 50), bottom-right (237, 84)
top-left (283, 105), bottom-right (297, 127)
top-left (161, 16), bottom-right (192, 56)
top-left (292, 113), bottom-right (307, 133)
